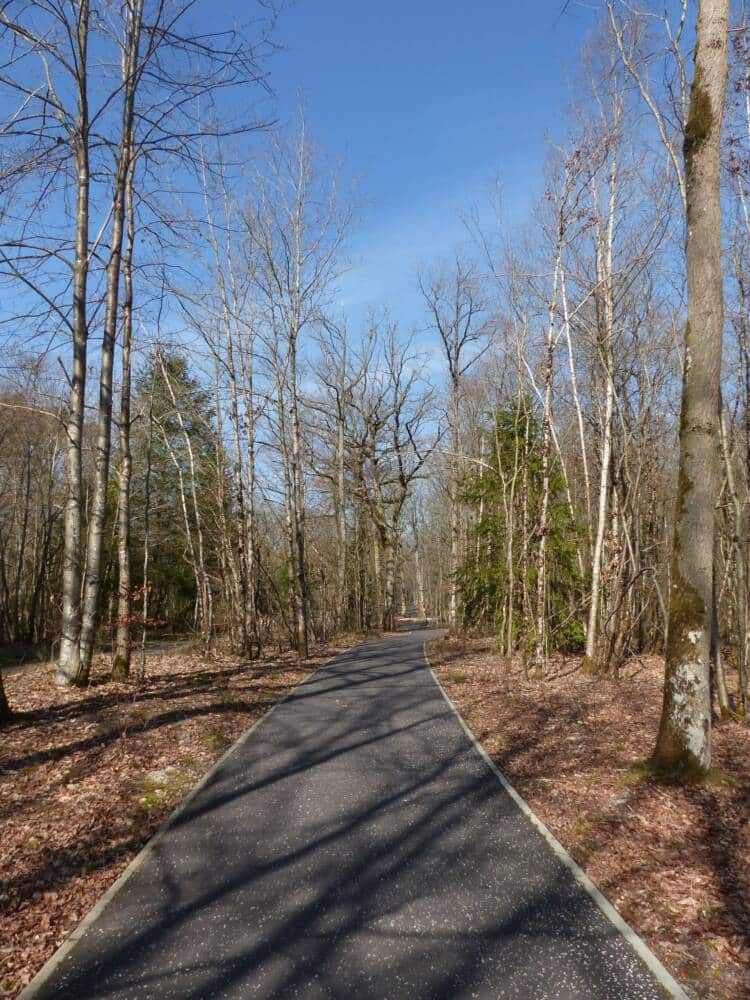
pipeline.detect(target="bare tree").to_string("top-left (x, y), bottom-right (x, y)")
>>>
top-left (112, 154), bottom-right (136, 679)
top-left (420, 256), bottom-right (486, 631)
top-left (249, 117), bottom-right (353, 656)
top-left (652, 0), bottom-right (730, 775)
top-left (0, 1), bottom-right (95, 684)
top-left (76, 0), bottom-right (145, 682)
top-left (309, 319), bottom-right (372, 633)
top-left (349, 324), bottom-right (438, 631)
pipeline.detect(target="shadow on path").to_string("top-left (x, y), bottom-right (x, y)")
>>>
top-left (30, 630), bottom-right (670, 1000)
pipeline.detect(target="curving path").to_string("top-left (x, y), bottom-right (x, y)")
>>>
top-left (26, 627), bottom-right (678, 999)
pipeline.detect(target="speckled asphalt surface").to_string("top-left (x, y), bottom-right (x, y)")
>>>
top-left (32, 627), bottom-right (671, 999)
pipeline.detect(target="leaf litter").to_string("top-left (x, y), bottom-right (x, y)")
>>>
top-left (429, 635), bottom-right (750, 1000)
top-left (0, 637), bottom-right (358, 997)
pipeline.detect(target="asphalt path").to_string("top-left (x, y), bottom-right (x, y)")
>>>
top-left (29, 627), bottom-right (672, 999)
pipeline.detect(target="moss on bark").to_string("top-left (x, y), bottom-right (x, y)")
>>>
top-left (631, 756), bottom-right (714, 786)
top-left (683, 69), bottom-right (714, 167)
top-left (111, 653), bottom-right (130, 681)
top-left (653, 427), bottom-right (711, 779)
top-left (581, 653), bottom-right (597, 676)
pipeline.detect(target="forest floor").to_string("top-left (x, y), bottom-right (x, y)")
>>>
top-left (0, 635), bottom-right (363, 998)
top-left (428, 635), bottom-right (750, 1000)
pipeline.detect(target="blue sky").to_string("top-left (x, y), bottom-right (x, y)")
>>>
top-left (249, 0), bottom-right (597, 333)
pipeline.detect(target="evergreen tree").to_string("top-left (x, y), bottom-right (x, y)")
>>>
top-left (457, 402), bottom-right (582, 655)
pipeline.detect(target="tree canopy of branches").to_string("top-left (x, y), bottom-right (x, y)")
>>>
top-left (0, 0), bottom-right (745, 792)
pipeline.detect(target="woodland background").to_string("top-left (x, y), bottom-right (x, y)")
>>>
top-left (0, 0), bottom-right (745, 724)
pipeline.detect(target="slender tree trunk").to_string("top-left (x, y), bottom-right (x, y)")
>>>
top-left (711, 562), bottom-right (731, 716)
top-left (276, 377), bottom-right (300, 651)
top-left (113, 161), bottom-right (136, 680)
top-left (78, 0), bottom-right (143, 681)
top-left (585, 366), bottom-right (614, 670)
top-left (718, 408), bottom-right (747, 715)
top-left (211, 361), bottom-right (241, 649)
top-left (535, 224), bottom-right (562, 674)
top-left (202, 155), bottom-right (257, 656)
top-left (653, 0), bottom-right (729, 777)
top-left (158, 355), bottom-right (213, 649)
top-left (238, 339), bottom-right (259, 654)
top-left (372, 531), bottom-right (382, 627)
top-left (139, 389), bottom-right (154, 683)
top-left (336, 409), bottom-right (347, 631)
top-left (519, 404), bottom-right (531, 676)
top-left (226, 329), bottom-right (251, 654)
top-left (382, 534), bottom-right (396, 631)
top-left (584, 163), bottom-right (617, 672)
top-left (0, 668), bottom-right (10, 722)
top-left (502, 405), bottom-right (521, 658)
top-left (288, 339), bottom-right (309, 658)
top-left (561, 266), bottom-right (592, 544)
top-left (448, 387), bottom-right (460, 630)
top-left (11, 450), bottom-right (32, 642)
top-left (738, 313), bottom-right (750, 714)
top-left (412, 510), bottom-right (427, 619)
top-left (57, 2), bottom-right (91, 685)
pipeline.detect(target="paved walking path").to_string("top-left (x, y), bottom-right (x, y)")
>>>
top-left (29, 628), bottom-right (675, 999)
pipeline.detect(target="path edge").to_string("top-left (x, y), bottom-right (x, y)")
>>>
top-left (18, 642), bottom-right (360, 999)
top-left (423, 640), bottom-right (690, 1000)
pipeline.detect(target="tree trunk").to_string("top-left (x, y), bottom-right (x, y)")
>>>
top-left (139, 389), bottom-right (154, 683)
top-left (711, 563), bottom-right (731, 716)
top-left (239, 339), bottom-right (259, 655)
top-left (584, 162), bottom-right (617, 673)
top-left (277, 387), bottom-right (300, 650)
top-left (535, 221), bottom-right (562, 674)
top-left (336, 410), bottom-right (347, 631)
top-left (288, 339), bottom-right (309, 658)
top-left (78, 0), bottom-right (143, 682)
top-left (448, 388), bottom-right (460, 630)
top-left (0, 670), bottom-right (10, 723)
top-left (159, 355), bottom-right (213, 649)
top-left (372, 532), bottom-right (382, 627)
top-left (412, 511), bottom-right (426, 620)
top-left (718, 408), bottom-right (746, 715)
top-left (652, 0), bottom-right (729, 777)
top-left (113, 160), bottom-right (136, 681)
top-left (382, 535), bottom-right (396, 632)
top-left (57, 2), bottom-right (91, 686)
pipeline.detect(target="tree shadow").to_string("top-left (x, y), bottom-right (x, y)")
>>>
top-left (694, 786), bottom-right (750, 950)
top-left (28, 633), bottom-right (665, 1000)
top-left (0, 698), bottom-right (278, 777)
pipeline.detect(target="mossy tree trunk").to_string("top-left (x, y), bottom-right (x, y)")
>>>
top-left (652, 0), bottom-right (730, 778)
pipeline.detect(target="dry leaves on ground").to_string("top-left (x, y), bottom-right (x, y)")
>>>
top-left (0, 637), bottom-right (357, 998)
top-left (429, 636), bottom-right (750, 1000)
